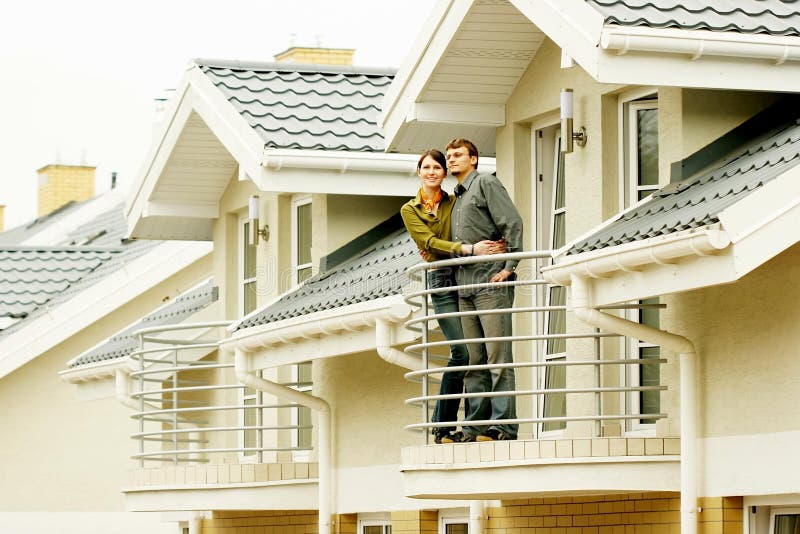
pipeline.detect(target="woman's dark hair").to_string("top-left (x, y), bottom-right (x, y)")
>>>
top-left (416, 148), bottom-right (447, 172)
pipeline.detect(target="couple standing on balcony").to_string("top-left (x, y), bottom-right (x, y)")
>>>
top-left (401, 138), bottom-right (523, 443)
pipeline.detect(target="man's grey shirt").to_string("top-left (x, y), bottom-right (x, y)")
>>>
top-left (451, 170), bottom-right (523, 294)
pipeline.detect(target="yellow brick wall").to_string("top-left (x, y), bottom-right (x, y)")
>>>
top-left (698, 497), bottom-right (744, 534)
top-left (274, 47), bottom-right (354, 65)
top-left (200, 510), bottom-right (319, 534)
top-left (391, 510), bottom-right (438, 534)
top-left (36, 164), bottom-right (95, 216)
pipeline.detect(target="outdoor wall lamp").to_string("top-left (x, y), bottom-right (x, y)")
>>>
top-left (248, 195), bottom-right (270, 245)
top-left (560, 88), bottom-right (587, 153)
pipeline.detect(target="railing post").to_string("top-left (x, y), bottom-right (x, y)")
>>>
top-left (172, 346), bottom-right (178, 465)
top-left (421, 266), bottom-right (430, 445)
top-left (594, 326), bottom-right (601, 437)
top-left (138, 332), bottom-right (145, 469)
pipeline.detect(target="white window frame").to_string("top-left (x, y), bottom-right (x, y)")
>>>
top-left (238, 216), bottom-right (261, 460)
top-left (540, 128), bottom-right (567, 438)
top-left (291, 196), bottom-right (313, 286)
top-left (439, 508), bottom-right (469, 534)
top-left (626, 299), bottom-right (661, 434)
top-left (290, 361), bottom-right (313, 462)
top-left (623, 97), bottom-right (660, 206)
top-left (239, 216), bottom-right (259, 316)
top-left (769, 507), bottom-right (800, 534)
top-left (358, 513), bottom-right (392, 534)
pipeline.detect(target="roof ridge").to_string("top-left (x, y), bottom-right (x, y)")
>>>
top-left (194, 58), bottom-right (396, 77)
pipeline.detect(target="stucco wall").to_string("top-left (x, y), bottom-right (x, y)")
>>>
top-left (0, 254), bottom-right (211, 515)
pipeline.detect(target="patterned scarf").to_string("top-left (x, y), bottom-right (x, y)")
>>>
top-left (420, 188), bottom-right (443, 213)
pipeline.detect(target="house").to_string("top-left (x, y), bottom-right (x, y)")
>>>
top-left (56, 2), bottom-right (800, 533)
top-left (379, 1), bottom-right (800, 534)
top-left (0, 165), bottom-right (213, 534)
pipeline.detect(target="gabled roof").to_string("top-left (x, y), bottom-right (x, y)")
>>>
top-left (567, 109), bottom-right (800, 255)
top-left (382, 0), bottom-right (800, 153)
top-left (197, 60), bottom-right (394, 152)
top-left (128, 59), bottom-right (419, 241)
top-left (67, 278), bottom-right (218, 368)
top-left (232, 216), bottom-right (418, 332)
top-left (587, 0), bottom-right (800, 36)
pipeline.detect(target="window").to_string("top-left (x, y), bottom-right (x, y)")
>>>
top-left (241, 380), bottom-right (261, 458)
top-left (439, 509), bottom-right (469, 534)
top-left (240, 218), bottom-right (258, 315)
top-left (628, 297), bottom-right (661, 428)
top-left (771, 508), bottom-right (800, 534)
top-left (536, 127), bottom-right (567, 434)
top-left (292, 197), bottom-right (313, 285)
top-left (358, 513), bottom-right (392, 534)
top-left (624, 98), bottom-right (659, 205)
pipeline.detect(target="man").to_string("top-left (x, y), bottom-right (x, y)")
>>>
top-left (442, 138), bottom-right (523, 443)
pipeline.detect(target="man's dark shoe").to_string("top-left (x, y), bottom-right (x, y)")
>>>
top-left (476, 428), bottom-right (516, 441)
top-left (441, 431), bottom-right (476, 443)
top-left (433, 432), bottom-right (447, 444)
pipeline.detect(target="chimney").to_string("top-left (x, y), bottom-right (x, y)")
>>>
top-left (36, 164), bottom-right (96, 217)
top-left (274, 46), bottom-right (354, 66)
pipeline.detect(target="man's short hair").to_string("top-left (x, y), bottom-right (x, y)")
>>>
top-left (445, 138), bottom-right (479, 167)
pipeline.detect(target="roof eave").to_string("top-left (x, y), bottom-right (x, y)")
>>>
top-left (222, 295), bottom-right (416, 370)
top-left (127, 64), bottom-right (265, 241)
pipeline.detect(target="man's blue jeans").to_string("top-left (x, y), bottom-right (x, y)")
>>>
top-left (428, 269), bottom-right (469, 438)
top-left (459, 285), bottom-right (517, 438)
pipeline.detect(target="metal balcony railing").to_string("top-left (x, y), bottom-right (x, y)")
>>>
top-left (404, 251), bottom-right (667, 444)
top-left (128, 322), bottom-right (312, 466)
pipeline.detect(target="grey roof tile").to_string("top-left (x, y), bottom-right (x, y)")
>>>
top-left (586, 0), bottom-right (800, 36)
top-left (233, 226), bottom-right (418, 331)
top-left (0, 248), bottom-right (121, 318)
top-left (68, 279), bottom-right (219, 367)
top-left (567, 116), bottom-right (800, 255)
top-left (195, 60), bottom-right (395, 152)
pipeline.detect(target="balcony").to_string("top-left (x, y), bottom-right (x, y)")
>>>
top-left (399, 251), bottom-right (681, 499)
top-left (119, 322), bottom-right (317, 511)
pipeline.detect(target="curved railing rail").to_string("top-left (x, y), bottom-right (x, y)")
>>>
top-left (404, 251), bottom-right (667, 443)
top-left (128, 322), bottom-right (312, 466)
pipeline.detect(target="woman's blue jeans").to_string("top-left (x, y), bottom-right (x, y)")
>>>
top-left (427, 268), bottom-right (469, 438)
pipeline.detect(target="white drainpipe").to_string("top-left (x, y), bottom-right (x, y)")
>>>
top-left (115, 369), bottom-right (139, 410)
top-left (234, 349), bottom-right (332, 534)
top-left (470, 500), bottom-right (486, 534)
top-left (569, 275), bottom-right (698, 534)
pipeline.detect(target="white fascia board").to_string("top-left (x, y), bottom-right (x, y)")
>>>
top-left (261, 149), bottom-right (420, 174)
top-left (0, 241), bottom-right (212, 380)
top-left (381, 0), bottom-right (475, 151)
top-left (142, 201), bottom-right (219, 220)
top-left (407, 102), bottom-right (505, 127)
top-left (509, 0), bottom-right (604, 78)
top-left (223, 295), bottom-right (416, 369)
top-left (59, 357), bottom-right (131, 384)
top-left (717, 163), bottom-right (800, 276)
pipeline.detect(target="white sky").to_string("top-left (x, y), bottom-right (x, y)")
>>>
top-left (0, 0), bottom-right (434, 229)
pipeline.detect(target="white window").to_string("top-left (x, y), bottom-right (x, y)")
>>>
top-left (439, 509), bottom-right (469, 534)
top-left (292, 197), bottom-right (313, 285)
top-left (240, 381), bottom-right (261, 459)
top-left (771, 508), bottom-right (800, 534)
top-left (627, 298), bottom-right (661, 430)
top-left (358, 513), bottom-right (392, 534)
top-left (534, 126), bottom-right (567, 435)
top-left (240, 217), bottom-right (258, 315)
top-left (291, 362), bottom-right (313, 459)
top-left (624, 98), bottom-right (660, 205)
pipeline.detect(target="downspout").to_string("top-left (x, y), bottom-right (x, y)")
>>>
top-left (115, 369), bottom-right (139, 410)
top-left (470, 500), bottom-right (486, 534)
top-left (569, 275), bottom-right (698, 534)
top-left (234, 349), bottom-right (332, 534)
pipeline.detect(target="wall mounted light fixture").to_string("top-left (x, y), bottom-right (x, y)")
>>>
top-left (248, 195), bottom-right (270, 245)
top-left (560, 88), bottom-right (587, 153)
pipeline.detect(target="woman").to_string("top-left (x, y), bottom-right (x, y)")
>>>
top-left (400, 148), bottom-right (505, 443)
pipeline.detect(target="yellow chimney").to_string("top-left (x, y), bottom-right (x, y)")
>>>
top-left (274, 47), bottom-right (354, 66)
top-left (36, 164), bottom-right (95, 217)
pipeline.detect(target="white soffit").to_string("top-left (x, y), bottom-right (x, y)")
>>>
top-left (383, 0), bottom-right (545, 155)
top-left (127, 65), bottom-right (264, 241)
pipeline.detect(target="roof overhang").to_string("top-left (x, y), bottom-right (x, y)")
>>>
top-left (222, 295), bottom-right (417, 370)
top-left (0, 241), bottom-right (212, 380)
top-left (128, 64), bottom-right (430, 241)
top-left (382, 0), bottom-right (800, 154)
top-left (542, 162), bottom-right (800, 305)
